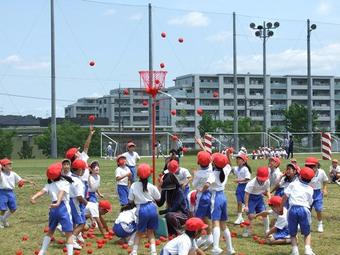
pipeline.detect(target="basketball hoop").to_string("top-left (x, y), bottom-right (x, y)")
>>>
top-left (139, 70), bottom-right (167, 98)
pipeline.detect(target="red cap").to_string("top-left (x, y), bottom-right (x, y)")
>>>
top-left (167, 160), bottom-right (179, 174)
top-left (0, 158), bottom-right (12, 166)
top-left (65, 147), bottom-right (78, 160)
top-left (300, 167), bottom-right (315, 181)
top-left (190, 190), bottom-right (197, 206)
top-left (236, 153), bottom-right (248, 162)
top-left (71, 159), bottom-right (87, 170)
top-left (137, 163), bottom-right (151, 179)
top-left (212, 153), bottom-right (228, 169)
top-left (127, 142), bottom-right (136, 148)
top-left (304, 157), bottom-right (319, 166)
top-left (270, 157), bottom-right (281, 166)
top-left (256, 166), bottom-right (269, 182)
top-left (268, 196), bottom-right (282, 206)
top-left (46, 163), bottom-right (62, 180)
top-left (185, 217), bottom-right (208, 232)
top-left (332, 159), bottom-right (338, 163)
top-left (197, 151), bottom-right (211, 167)
top-left (99, 200), bottom-right (112, 212)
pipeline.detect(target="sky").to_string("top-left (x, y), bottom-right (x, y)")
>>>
top-left (1, 0), bottom-right (340, 117)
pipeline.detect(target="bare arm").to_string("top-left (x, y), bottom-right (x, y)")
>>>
top-left (244, 192), bottom-right (250, 212)
top-left (323, 182), bottom-right (328, 197)
top-left (265, 226), bottom-right (277, 238)
top-left (195, 136), bottom-right (206, 151)
top-left (255, 210), bottom-right (270, 218)
top-left (77, 195), bottom-right (88, 206)
top-left (270, 183), bottom-right (280, 194)
top-left (31, 189), bottom-right (47, 204)
top-left (83, 126), bottom-right (95, 154)
top-left (280, 195), bottom-right (288, 212)
top-left (96, 189), bottom-right (104, 198)
top-left (50, 190), bottom-right (65, 208)
top-left (94, 216), bottom-right (106, 235)
top-left (99, 214), bottom-right (109, 232)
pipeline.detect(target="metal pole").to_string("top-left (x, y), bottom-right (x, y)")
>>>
top-left (152, 100), bottom-right (156, 184)
top-left (263, 21), bottom-right (267, 147)
top-left (307, 19), bottom-right (313, 150)
top-left (118, 84), bottom-right (121, 132)
top-left (50, 0), bottom-right (57, 158)
top-left (232, 12), bottom-right (239, 152)
top-left (148, 3), bottom-right (153, 159)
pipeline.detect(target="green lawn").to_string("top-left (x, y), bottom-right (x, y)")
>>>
top-left (1, 154), bottom-right (339, 255)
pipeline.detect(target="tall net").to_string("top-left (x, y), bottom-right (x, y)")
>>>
top-left (139, 70), bottom-right (168, 97)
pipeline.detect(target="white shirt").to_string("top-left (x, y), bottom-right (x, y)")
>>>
top-left (309, 169), bottom-right (328, 190)
top-left (279, 176), bottom-right (297, 190)
top-left (88, 175), bottom-right (100, 192)
top-left (0, 171), bottom-right (22, 190)
top-left (162, 233), bottom-right (193, 255)
top-left (128, 182), bottom-right (161, 205)
top-left (329, 165), bottom-right (340, 173)
top-left (274, 208), bottom-right (288, 230)
top-left (192, 167), bottom-right (214, 191)
top-left (79, 151), bottom-right (90, 182)
top-left (284, 180), bottom-right (314, 208)
top-left (269, 167), bottom-right (282, 188)
top-left (245, 178), bottom-right (270, 195)
top-left (122, 151), bottom-right (140, 166)
top-left (210, 165), bottom-right (232, 191)
top-left (174, 167), bottom-right (191, 185)
top-left (43, 180), bottom-right (70, 203)
top-left (114, 208), bottom-right (137, 225)
top-left (85, 202), bottom-right (99, 218)
top-left (116, 166), bottom-right (131, 186)
top-left (234, 166), bottom-right (251, 183)
top-left (70, 175), bottom-right (85, 198)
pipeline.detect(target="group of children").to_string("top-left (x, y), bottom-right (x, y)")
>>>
top-left (0, 128), bottom-right (336, 255)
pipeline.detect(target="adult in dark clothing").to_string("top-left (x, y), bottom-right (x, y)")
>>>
top-left (287, 135), bottom-right (294, 159)
top-left (157, 173), bottom-right (189, 236)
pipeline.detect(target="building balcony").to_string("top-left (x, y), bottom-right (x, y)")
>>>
top-left (271, 94), bottom-right (287, 100)
top-left (271, 115), bottom-right (285, 121)
top-left (270, 104), bottom-right (286, 110)
top-left (318, 116), bottom-right (331, 121)
top-left (334, 94), bottom-right (340, 100)
top-left (270, 83), bottom-right (287, 89)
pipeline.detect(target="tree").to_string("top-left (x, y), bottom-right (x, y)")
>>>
top-left (283, 103), bottom-right (318, 132)
top-left (198, 113), bottom-right (221, 137)
top-left (336, 115), bottom-right (340, 132)
top-left (0, 129), bottom-right (15, 158)
top-left (34, 121), bottom-right (100, 157)
top-left (18, 140), bottom-right (34, 159)
top-left (176, 109), bottom-right (189, 135)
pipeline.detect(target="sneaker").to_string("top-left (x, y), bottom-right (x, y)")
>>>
top-left (73, 240), bottom-right (82, 250)
top-left (291, 250), bottom-right (299, 255)
top-left (242, 231), bottom-right (249, 238)
top-left (200, 236), bottom-right (213, 251)
top-left (2, 220), bottom-right (9, 227)
top-left (211, 247), bottom-right (223, 255)
top-left (336, 180), bottom-right (340, 186)
top-left (129, 251), bottom-right (137, 255)
top-left (227, 248), bottom-right (236, 255)
top-left (305, 248), bottom-right (315, 255)
top-left (317, 223), bottom-right (324, 233)
top-left (234, 216), bottom-right (244, 225)
top-left (77, 233), bottom-right (85, 243)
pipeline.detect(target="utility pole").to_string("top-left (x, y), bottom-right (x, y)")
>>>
top-left (148, 3), bottom-right (153, 156)
top-left (50, 0), bottom-right (57, 158)
top-left (118, 84), bottom-right (121, 132)
top-left (232, 12), bottom-right (239, 152)
top-left (307, 19), bottom-right (317, 151)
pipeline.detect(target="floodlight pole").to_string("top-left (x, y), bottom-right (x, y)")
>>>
top-left (50, 0), bottom-right (57, 158)
top-left (232, 12), bottom-right (239, 152)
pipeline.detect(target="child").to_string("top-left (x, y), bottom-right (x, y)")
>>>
top-left (188, 190), bottom-right (197, 217)
top-left (31, 163), bottom-right (74, 255)
top-left (305, 157), bottom-right (328, 233)
top-left (122, 142), bottom-right (140, 183)
top-left (115, 155), bottom-right (131, 206)
top-left (0, 158), bottom-right (34, 228)
top-left (160, 217), bottom-right (207, 255)
top-left (128, 163), bottom-right (161, 255)
top-left (329, 159), bottom-right (340, 183)
top-left (209, 153), bottom-right (236, 255)
top-left (243, 166), bottom-right (271, 237)
top-left (192, 151), bottom-right (214, 250)
top-left (271, 163), bottom-right (298, 198)
top-left (113, 203), bottom-right (137, 246)
top-left (233, 153), bottom-right (251, 225)
top-left (281, 167), bottom-right (315, 255)
top-left (255, 196), bottom-right (291, 245)
top-left (268, 157), bottom-right (282, 189)
top-left (69, 159), bottom-right (88, 250)
top-left (62, 159), bottom-right (72, 177)
top-left (85, 200), bottom-right (111, 236)
top-left (88, 161), bottom-right (103, 203)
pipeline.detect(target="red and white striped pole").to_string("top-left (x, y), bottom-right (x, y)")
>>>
top-left (321, 132), bottom-right (332, 160)
top-left (204, 133), bottom-right (213, 154)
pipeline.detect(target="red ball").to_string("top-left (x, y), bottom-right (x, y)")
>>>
top-left (86, 243), bottom-right (92, 247)
top-left (63, 247), bottom-right (67, 252)
top-left (122, 244), bottom-right (129, 249)
top-left (87, 249), bottom-right (93, 254)
top-left (160, 62), bottom-right (165, 68)
top-left (182, 147), bottom-right (188, 153)
top-left (155, 239), bottom-right (161, 246)
top-left (159, 236), bottom-right (167, 242)
top-left (178, 37), bottom-right (184, 43)
top-left (43, 226), bottom-right (49, 233)
top-left (57, 239), bottom-right (65, 245)
top-left (108, 230), bottom-right (115, 236)
top-left (97, 243), bottom-right (104, 249)
top-left (123, 88), bottom-right (129, 95)
top-left (22, 235), bottom-right (29, 241)
top-left (142, 100), bottom-right (148, 106)
top-left (213, 91), bottom-right (219, 98)
top-left (15, 250), bottom-right (23, 255)
top-left (171, 135), bottom-right (179, 141)
top-left (155, 79), bottom-right (160, 85)
top-left (169, 235), bottom-right (174, 240)
top-left (34, 250), bottom-right (39, 255)
top-left (197, 108), bottom-right (203, 116)
top-left (89, 60), bottom-right (95, 66)
top-left (74, 251), bottom-right (81, 255)
top-left (253, 235), bottom-right (259, 241)
top-left (145, 243), bottom-right (150, 248)
top-left (170, 109), bottom-right (176, 116)
top-left (88, 115), bottom-right (96, 123)
top-left (161, 32), bottom-right (166, 38)
top-left (18, 180), bottom-right (25, 188)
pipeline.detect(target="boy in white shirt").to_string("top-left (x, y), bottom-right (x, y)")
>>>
top-left (329, 159), bottom-right (340, 183)
top-left (115, 155), bottom-right (131, 206)
top-left (85, 200), bottom-right (111, 236)
top-left (268, 157), bottom-right (282, 189)
top-left (122, 142), bottom-right (140, 183)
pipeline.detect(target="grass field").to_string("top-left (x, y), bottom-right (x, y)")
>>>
top-left (1, 154), bottom-right (339, 255)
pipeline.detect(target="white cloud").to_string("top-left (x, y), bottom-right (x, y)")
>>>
top-left (206, 31), bottom-right (231, 43)
top-left (103, 9), bottom-right (116, 16)
top-left (316, 1), bottom-right (332, 15)
top-left (0, 54), bottom-right (50, 70)
top-left (214, 43), bottom-right (340, 75)
top-left (129, 13), bottom-right (143, 21)
top-left (168, 12), bottom-right (209, 27)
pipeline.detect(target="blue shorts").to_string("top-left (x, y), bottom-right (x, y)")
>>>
top-left (0, 189), bottom-right (17, 211)
top-left (113, 222), bottom-right (137, 238)
top-left (235, 183), bottom-right (247, 203)
top-left (49, 201), bottom-right (73, 232)
top-left (274, 187), bottom-right (284, 197)
top-left (311, 189), bottom-right (323, 212)
top-left (211, 191), bottom-right (228, 221)
top-left (183, 184), bottom-right (190, 209)
top-left (248, 194), bottom-right (266, 215)
top-left (88, 192), bottom-right (97, 203)
top-left (70, 198), bottom-right (86, 225)
top-left (195, 191), bottom-right (211, 219)
top-left (117, 185), bottom-right (129, 206)
top-left (127, 165), bottom-right (136, 182)
top-left (273, 227), bottom-right (290, 240)
top-left (160, 249), bottom-right (173, 255)
top-left (288, 205), bottom-right (311, 236)
top-left (137, 202), bottom-right (158, 232)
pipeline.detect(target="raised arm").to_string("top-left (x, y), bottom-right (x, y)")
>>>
top-left (83, 125), bottom-right (95, 154)
top-left (30, 189), bottom-right (47, 204)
